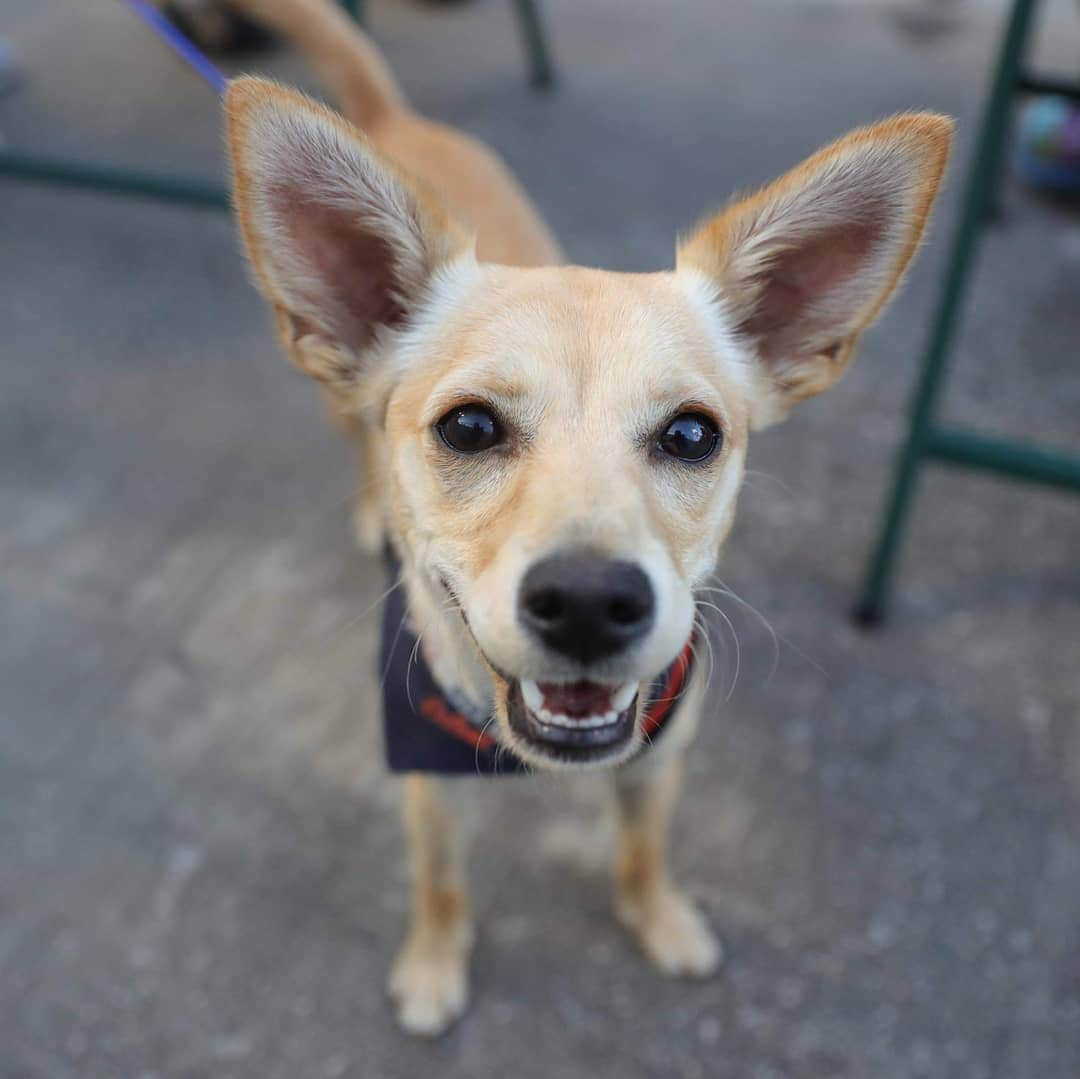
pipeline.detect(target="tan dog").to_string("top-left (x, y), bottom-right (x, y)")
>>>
top-left (224, 0), bottom-right (951, 1036)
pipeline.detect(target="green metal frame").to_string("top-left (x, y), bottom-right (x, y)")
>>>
top-left (0, 0), bottom-right (554, 208)
top-left (512, 0), bottom-right (555, 88)
top-left (854, 0), bottom-right (1080, 626)
top-left (0, 147), bottom-right (230, 209)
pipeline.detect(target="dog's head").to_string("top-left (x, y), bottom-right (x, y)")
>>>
top-left (227, 79), bottom-right (950, 769)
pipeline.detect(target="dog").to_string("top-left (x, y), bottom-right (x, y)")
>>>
top-left (224, 0), bottom-right (951, 1036)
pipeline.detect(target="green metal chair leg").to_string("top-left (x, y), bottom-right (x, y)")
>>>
top-left (854, 0), bottom-right (1040, 626)
top-left (512, 0), bottom-right (556, 89)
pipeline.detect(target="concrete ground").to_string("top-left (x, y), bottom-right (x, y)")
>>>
top-left (2, 0), bottom-right (1079, 1076)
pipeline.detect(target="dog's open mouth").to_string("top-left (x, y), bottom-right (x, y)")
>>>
top-left (507, 677), bottom-right (639, 762)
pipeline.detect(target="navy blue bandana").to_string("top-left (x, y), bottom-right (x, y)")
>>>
top-left (380, 562), bottom-right (694, 775)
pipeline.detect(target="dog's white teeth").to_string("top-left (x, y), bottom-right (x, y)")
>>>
top-left (535, 711), bottom-right (570, 728)
top-left (612, 681), bottom-right (638, 713)
top-left (536, 711), bottom-right (620, 730)
top-left (521, 679), bottom-right (545, 713)
top-left (579, 711), bottom-right (620, 729)
top-left (552, 712), bottom-right (622, 730)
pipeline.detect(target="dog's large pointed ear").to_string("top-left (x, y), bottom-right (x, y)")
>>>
top-left (226, 77), bottom-right (471, 390)
top-left (678, 114), bottom-right (952, 428)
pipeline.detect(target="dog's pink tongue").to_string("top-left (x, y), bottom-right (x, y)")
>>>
top-left (537, 681), bottom-right (613, 718)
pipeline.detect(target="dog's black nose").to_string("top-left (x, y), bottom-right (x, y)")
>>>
top-left (518, 552), bottom-right (655, 664)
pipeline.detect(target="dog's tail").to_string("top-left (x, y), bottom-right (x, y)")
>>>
top-left (226, 0), bottom-right (407, 128)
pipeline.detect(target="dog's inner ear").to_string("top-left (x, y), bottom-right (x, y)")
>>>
top-left (678, 115), bottom-right (952, 427)
top-left (279, 199), bottom-right (408, 348)
top-left (738, 201), bottom-right (886, 364)
top-left (226, 78), bottom-right (469, 387)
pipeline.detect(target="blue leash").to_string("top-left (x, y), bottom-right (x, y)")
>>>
top-left (122, 0), bottom-right (228, 97)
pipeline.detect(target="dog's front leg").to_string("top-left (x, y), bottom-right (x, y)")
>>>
top-left (613, 753), bottom-right (722, 977)
top-left (388, 774), bottom-right (473, 1036)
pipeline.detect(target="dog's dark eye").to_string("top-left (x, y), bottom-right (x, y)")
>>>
top-left (657, 412), bottom-right (721, 462)
top-left (437, 404), bottom-right (503, 454)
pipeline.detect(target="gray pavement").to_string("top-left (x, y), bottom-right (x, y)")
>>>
top-left (2, 1), bottom-right (1079, 1076)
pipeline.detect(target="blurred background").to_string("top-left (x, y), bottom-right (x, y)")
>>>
top-left (2, 0), bottom-right (1079, 1076)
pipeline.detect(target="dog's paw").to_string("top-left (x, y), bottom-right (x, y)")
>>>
top-left (388, 934), bottom-right (470, 1037)
top-left (616, 886), bottom-right (723, 978)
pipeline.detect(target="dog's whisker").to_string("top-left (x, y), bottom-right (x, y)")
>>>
top-left (475, 713), bottom-right (498, 775)
top-left (702, 577), bottom-right (828, 683)
top-left (694, 613), bottom-right (719, 695)
top-left (258, 481), bottom-right (367, 560)
top-left (405, 630), bottom-right (424, 714)
top-left (702, 619), bottom-right (722, 699)
top-left (695, 599), bottom-right (739, 700)
top-left (258, 572), bottom-right (404, 694)
top-left (741, 468), bottom-right (795, 497)
top-left (698, 579), bottom-right (779, 683)
top-left (379, 605), bottom-right (414, 694)
top-left (687, 619), bottom-right (715, 695)
top-left (325, 574), bottom-right (404, 642)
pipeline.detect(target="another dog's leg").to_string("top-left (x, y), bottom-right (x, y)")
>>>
top-left (613, 754), bottom-right (721, 977)
top-left (389, 775), bottom-right (472, 1036)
